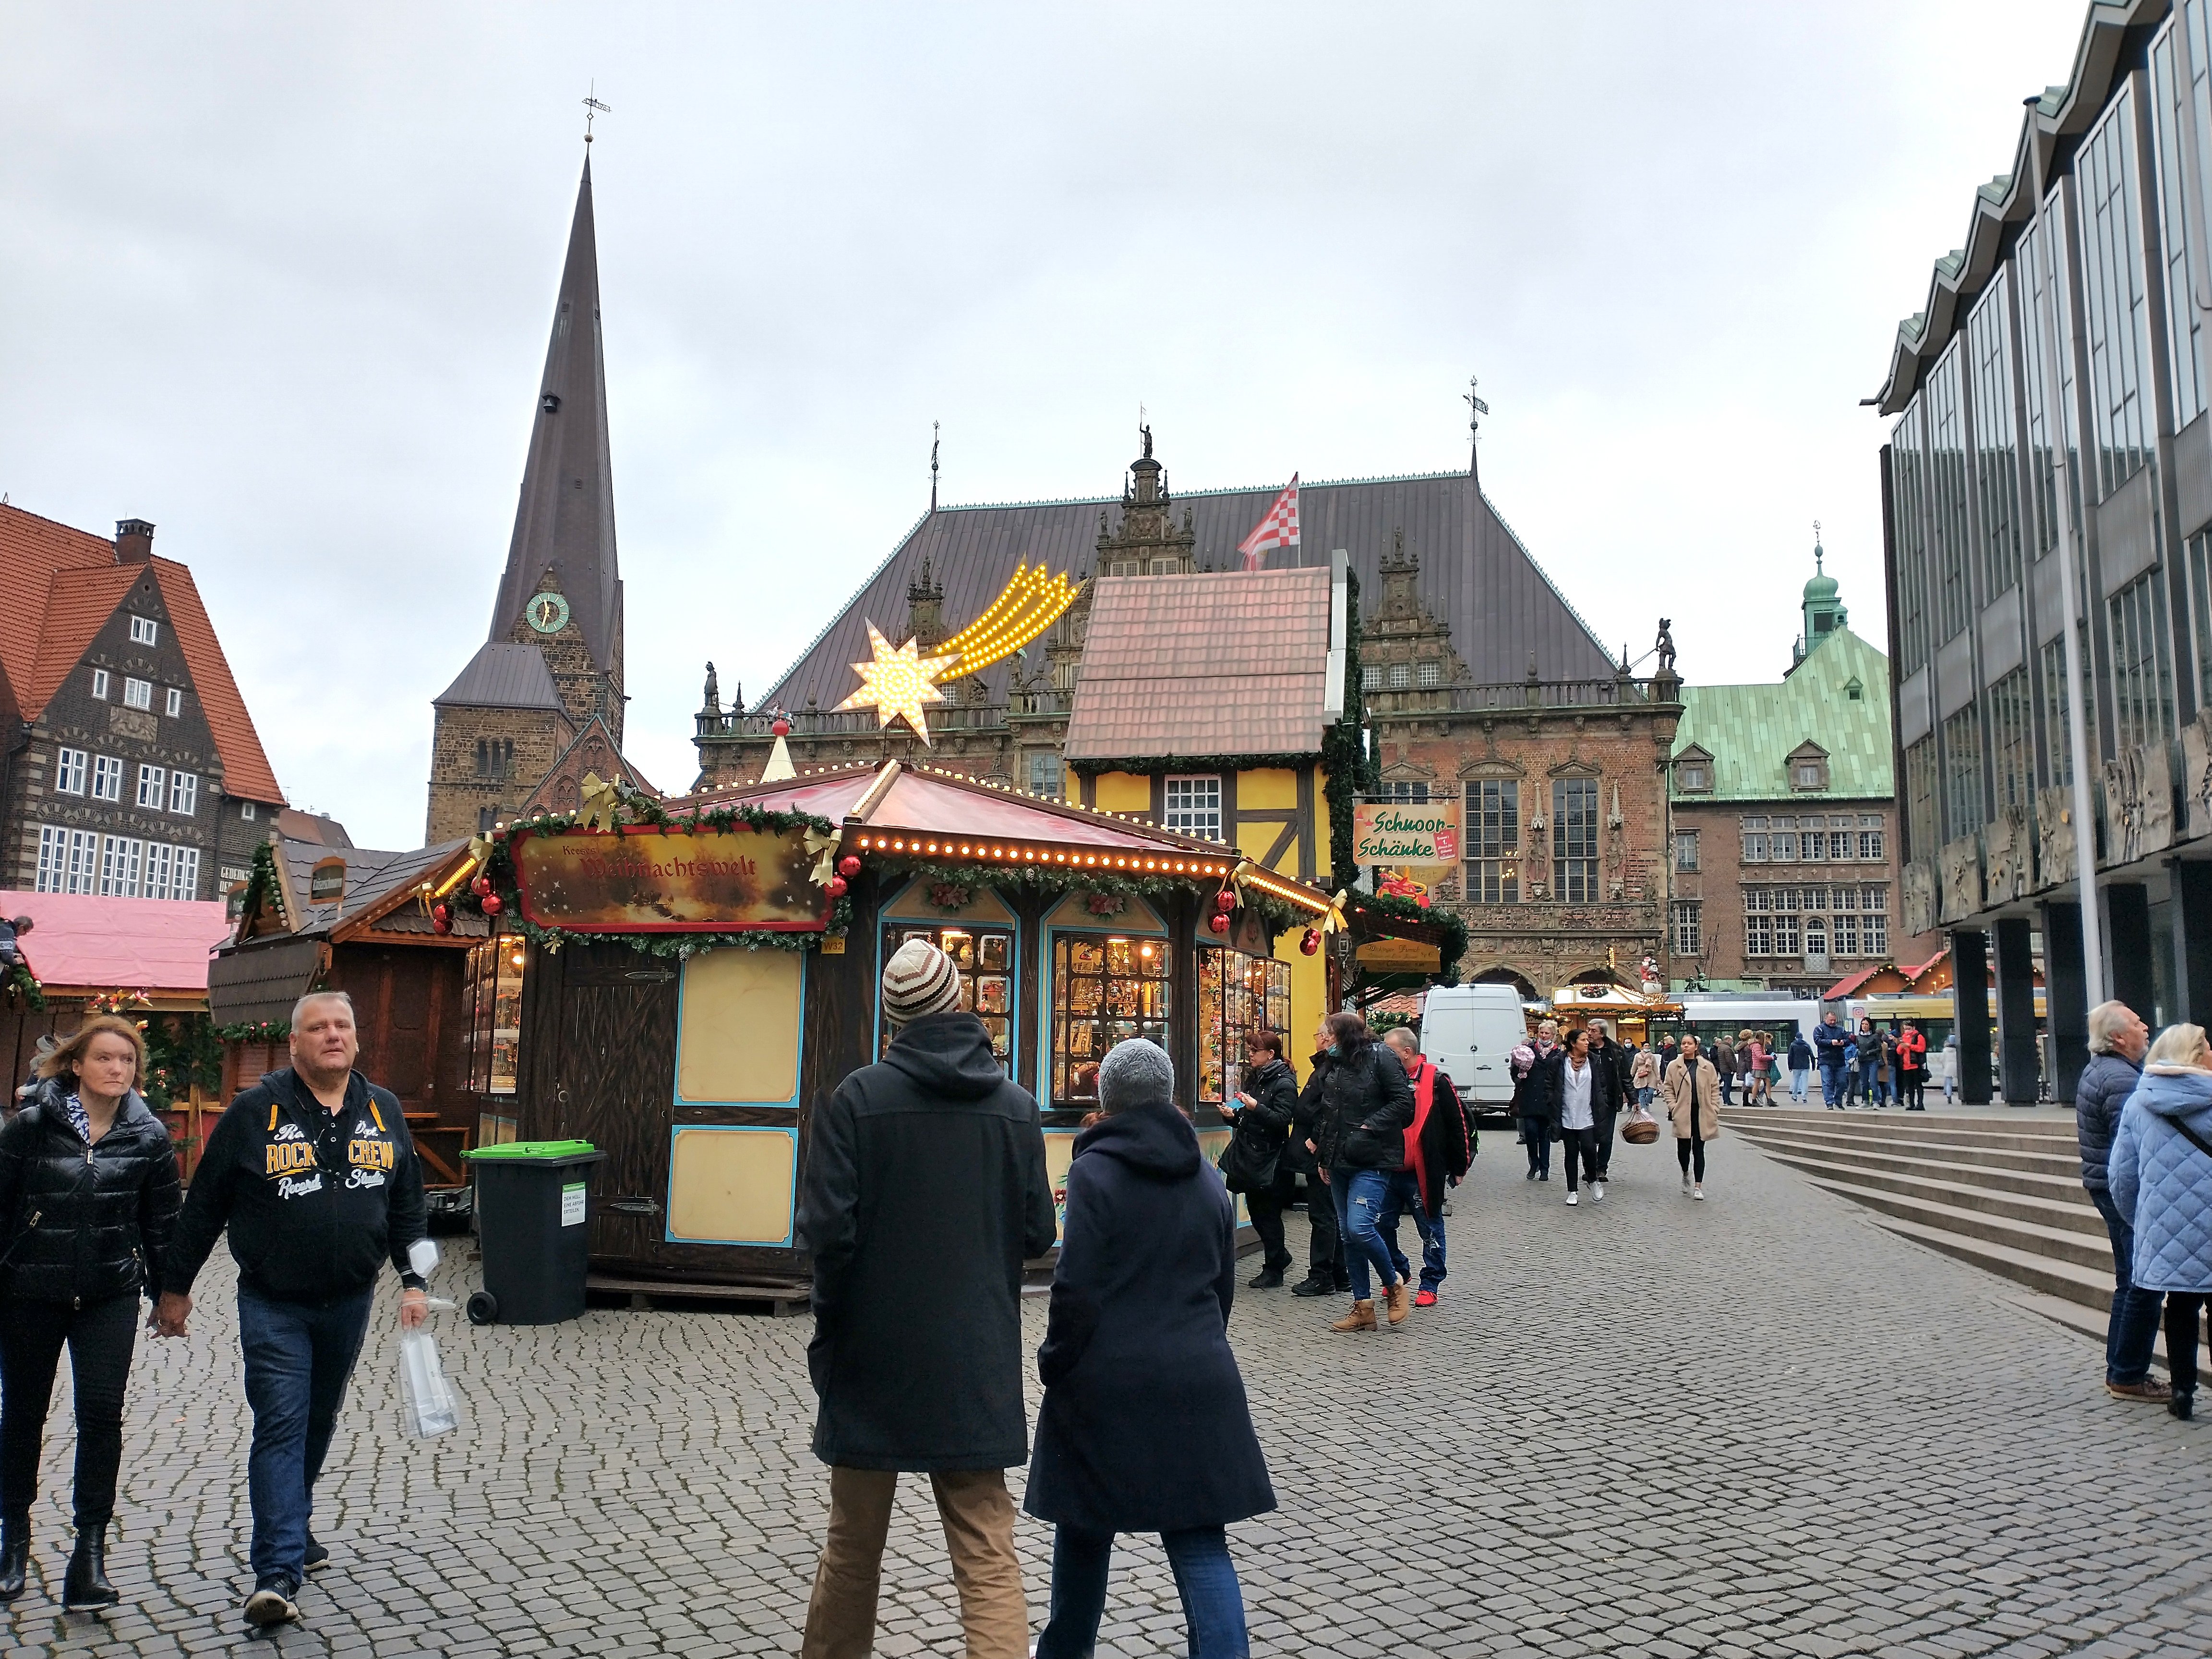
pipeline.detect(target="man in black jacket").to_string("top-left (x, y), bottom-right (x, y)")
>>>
top-left (1586, 1021), bottom-right (1630, 1184)
top-left (1283, 1030), bottom-right (1350, 1298)
top-left (159, 991), bottom-right (428, 1629)
top-left (795, 939), bottom-right (1055, 1659)
top-left (2078, 999), bottom-right (2168, 1403)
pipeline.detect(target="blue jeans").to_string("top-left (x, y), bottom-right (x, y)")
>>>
top-left (1818, 1062), bottom-right (1845, 1108)
top-left (1378, 1170), bottom-right (1445, 1292)
top-left (1328, 1168), bottom-right (1398, 1300)
top-left (1790, 1067), bottom-right (1809, 1101)
top-left (237, 1284), bottom-right (375, 1585)
top-left (2089, 1187), bottom-right (2164, 1384)
top-left (1036, 1524), bottom-right (1248, 1659)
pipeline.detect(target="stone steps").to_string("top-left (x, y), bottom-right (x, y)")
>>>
top-left (1726, 1107), bottom-right (2113, 1314)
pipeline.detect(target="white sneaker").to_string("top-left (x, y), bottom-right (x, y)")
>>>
top-left (1565, 1190), bottom-right (1579, 1206)
top-left (1693, 1184), bottom-right (1705, 1201)
top-left (1592, 1183), bottom-right (1605, 1202)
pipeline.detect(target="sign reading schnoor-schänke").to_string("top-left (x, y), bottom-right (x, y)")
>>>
top-left (1350, 802), bottom-right (1460, 867)
top-left (510, 826), bottom-right (829, 932)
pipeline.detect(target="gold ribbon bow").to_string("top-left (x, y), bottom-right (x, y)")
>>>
top-left (579, 771), bottom-right (624, 830)
top-left (1227, 859), bottom-right (1257, 902)
top-left (1319, 889), bottom-right (1350, 935)
top-left (804, 827), bottom-right (842, 887)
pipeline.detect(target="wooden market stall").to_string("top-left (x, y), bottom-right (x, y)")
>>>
top-left (445, 758), bottom-right (1336, 1295)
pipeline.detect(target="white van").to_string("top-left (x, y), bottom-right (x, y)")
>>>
top-left (1418, 984), bottom-right (1529, 1111)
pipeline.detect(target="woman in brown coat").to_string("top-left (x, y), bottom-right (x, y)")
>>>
top-left (1662, 1034), bottom-right (1723, 1200)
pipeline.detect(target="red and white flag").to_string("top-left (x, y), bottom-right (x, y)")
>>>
top-left (1237, 474), bottom-right (1300, 570)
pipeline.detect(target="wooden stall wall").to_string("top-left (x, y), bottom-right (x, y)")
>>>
top-left (326, 944), bottom-right (471, 1185)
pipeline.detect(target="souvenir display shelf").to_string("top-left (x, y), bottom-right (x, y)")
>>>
top-left (1198, 946), bottom-right (1293, 1106)
top-left (1050, 934), bottom-right (1172, 1107)
top-left (881, 920), bottom-right (1015, 1068)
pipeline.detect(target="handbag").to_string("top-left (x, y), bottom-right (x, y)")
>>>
top-left (1215, 1126), bottom-right (1274, 1194)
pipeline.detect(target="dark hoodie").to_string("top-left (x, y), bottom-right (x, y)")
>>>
top-left (796, 1010), bottom-right (1056, 1473)
top-left (1024, 1098), bottom-right (1276, 1534)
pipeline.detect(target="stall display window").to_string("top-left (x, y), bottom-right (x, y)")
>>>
top-left (1052, 934), bottom-right (1171, 1107)
top-left (1199, 948), bottom-right (1293, 1106)
top-left (882, 922), bottom-right (1014, 1068)
top-left (462, 938), bottom-right (526, 1095)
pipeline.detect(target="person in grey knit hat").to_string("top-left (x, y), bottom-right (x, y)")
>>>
top-left (793, 935), bottom-right (1055, 1659)
top-left (1026, 1038), bottom-right (1273, 1657)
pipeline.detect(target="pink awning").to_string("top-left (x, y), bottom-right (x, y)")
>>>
top-left (2, 891), bottom-right (232, 998)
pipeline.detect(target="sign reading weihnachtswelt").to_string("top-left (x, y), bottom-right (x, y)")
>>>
top-left (1350, 802), bottom-right (1460, 867)
top-left (510, 827), bottom-right (829, 932)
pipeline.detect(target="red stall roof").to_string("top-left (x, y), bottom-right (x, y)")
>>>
top-left (3, 890), bottom-right (233, 1004)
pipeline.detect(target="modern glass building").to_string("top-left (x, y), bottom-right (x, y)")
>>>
top-left (1876, 0), bottom-right (2212, 1101)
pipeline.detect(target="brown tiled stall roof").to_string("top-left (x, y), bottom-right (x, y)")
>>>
top-left (759, 469), bottom-right (1614, 716)
top-left (1065, 568), bottom-right (1332, 761)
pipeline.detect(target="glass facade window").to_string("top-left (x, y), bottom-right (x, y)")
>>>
top-left (90, 755), bottom-right (122, 802)
top-left (1941, 706), bottom-right (1985, 842)
top-left (123, 677), bottom-right (152, 710)
top-left (1967, 274), bottom-right (2024, 598)
top-left (1987, 668), bottom-right (2034, 812)
top-left (2109, 568), bottom-right (2176, 751)
top-left (2019, 214), bottom-right (2083, 560)
top-left (55, 747), bottom-right (85, 794)
top-left (1744, 888), bottom-right (1772, 957)
top-left (1198, 947), bottom-right (1291, 1106)
top-left (1741, 814), bottom-right (1769, 863)
top-left (1053, 934), bottom-right (1170, 1107)
top-left (1384, 780), bottom-right (1432, 803)
top-left (136, 764), bottom-right (164, 808)
top-left (1463, 779), bottom-right (1518, 903)
top-left (463, 938), bottom-right (528, 1095)
top-left (1927, 343), bottom-right (1973, 643)
top-left (2156, 20), bottom-right (2210, 430)
top-left (2188, 530), bottom-right (2212, 711)
top-left (886, 923), bottom-right (1013, 1067)
top-left (2080, 88), bottom-right (2155, 499)
top-left (1551, 778), bottom-right (1599, 902)
top-left (2041, 635), bottom-right (2077, 787)
top-left (1864, 885), bottom-right (1889, 957)
top-left (1892, 401), bottom-right (1933, 674)
top-left (1904, 737), bottom-right (1939, 859)
top-left (1416, 660), bottom-right (1442, 687)
top-left (1164, 775), bottom-right (1221, 841)
top-left (98, 835), bottom-right (142, 898)
top-left (35, 825), bottom-right (97, 894)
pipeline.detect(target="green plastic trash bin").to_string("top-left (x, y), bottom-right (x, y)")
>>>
top-left (462, 1141), bottom-right (605, 1325)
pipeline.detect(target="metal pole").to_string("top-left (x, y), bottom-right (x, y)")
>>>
top-left (2023, 96), bottom-right (2108, 999)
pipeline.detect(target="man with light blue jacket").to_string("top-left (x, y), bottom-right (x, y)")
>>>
top-left (2108, 1021), bottom-right (2212, 1420)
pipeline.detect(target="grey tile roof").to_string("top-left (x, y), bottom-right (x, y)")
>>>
top-left (759, 466), bottom-right (1615, 714)
top-left (276, 837), bottom-right (478, 938)
top-left (433, 641), bottom-right (565, 710)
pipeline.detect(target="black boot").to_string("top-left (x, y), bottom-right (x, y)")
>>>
top-left (62, 1525), bottom-right (117, 1611)
top-left (1248, 1264), bottom-right (1286, 1289)
top-left (1289, 1273), bottom-right (1334, 1298)
top-left (0, 1515), bottom-right (26, 1602)
top-left (2172, 1387), bottom-right (2196, 1421)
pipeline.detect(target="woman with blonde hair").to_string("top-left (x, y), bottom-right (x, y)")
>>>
top-left (2110, 1022), bottom-right (2212, 1419)
top-left (0, 1015), bottom-right (180, 1607)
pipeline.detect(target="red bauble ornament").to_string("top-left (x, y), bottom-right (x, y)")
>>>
top-left (471, 875), bottom-right (492, 897)
top-left (481, 894), bottom-right (504, 916)
top-left (1214, 889), bottom-right (1236, 913)
top-left (826, 875), bottom-right (848, 899)
top-left (772, 717), bottom-right (791, 737)
top-left (1207, 913), bottom-right (1230, 935)
top-left (432, 903), bottom-right (449, 925)
top-left (838, 854), bottom-right (862, 879)
top-left (433, 916), bottom-right (452, 936)
top-left (1299, 928), bottom-right (1321, 956)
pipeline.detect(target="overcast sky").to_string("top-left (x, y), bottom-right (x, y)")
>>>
top-left (6, 0), bottom-right (2091, 848)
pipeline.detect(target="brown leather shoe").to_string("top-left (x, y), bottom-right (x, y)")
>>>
top-left (2108, 1376), bottom-right (2175, 1403)
top-left (1384, 1278), bottom-right (1412, 1326)
top-left (1330, 1299), bottom-right (1377, 1333)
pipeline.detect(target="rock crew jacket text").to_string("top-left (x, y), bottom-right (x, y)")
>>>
top-left (166, 1068), bottom-right (429, 1303)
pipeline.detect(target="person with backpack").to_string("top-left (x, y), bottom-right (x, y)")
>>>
top-left (1376, 1027), bottom-right (1472, 1306)
top-left (0, 1015), bottom-right (181, 1610)
top-left (1225, 1032), bottom-right (1300, 1289)
top-left (1305, 1012), bottom-right (1416, 1333)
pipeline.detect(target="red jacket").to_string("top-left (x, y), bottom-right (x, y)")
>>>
top-left (1897, 1029), bottom-right (1928, 1074)
top-left (1400, 1057), bottom-right (1473, 1215)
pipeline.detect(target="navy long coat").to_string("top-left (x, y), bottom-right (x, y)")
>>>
top-left (1023, 1100), bottom-right (1276, 1534)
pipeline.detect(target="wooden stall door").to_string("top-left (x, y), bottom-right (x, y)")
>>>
top-left (540, 945), bottom-right (679, 1268)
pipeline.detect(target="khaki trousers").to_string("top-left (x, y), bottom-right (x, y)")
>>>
top-left (799, 1465), bottom-right (1028, 1659)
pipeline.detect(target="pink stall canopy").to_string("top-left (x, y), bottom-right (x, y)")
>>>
top-left (1, 890), bottom-right (233, 1006)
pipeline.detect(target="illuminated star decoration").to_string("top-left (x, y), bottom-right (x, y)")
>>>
top-left (836, 621), bottom-right (959, 745)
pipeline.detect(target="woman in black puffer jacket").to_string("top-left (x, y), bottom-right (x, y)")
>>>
top-left (1227, 1032), bottom-right (1301, 1289)
top-left (1306, 1011), bottom-right (1415, 1333)
top-left (0, 1015), bottom-right (181, 1610)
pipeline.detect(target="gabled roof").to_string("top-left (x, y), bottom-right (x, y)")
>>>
top-left (0, 505), bottom-right (287, 804)
top-left (1874, 0), bottom-right (2159, 413)
top-left (485, 156), bottom-right (622, 675)
top-left (1065, 567), bottom-right (1332, 761)
top-left (1670, 626), bottom-right (1894, 802)
top-left (236, 837), bottom-right (483, 945)
top-left (434, 640), bottom-right (566, 710)
top-left (759, 462), bottom-right (1614, 715)
top-left (0, 889), bottom-right (233, 1003)
top-left (515, 715), bottom-right (658, 817)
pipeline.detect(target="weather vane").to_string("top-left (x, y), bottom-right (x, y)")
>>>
top-left (1814, 519), bottom-right (1823, 571)
top-left (584, 83), bottom-right (612, 144)
top-left (1463, 374), bottom-right (1489, 485)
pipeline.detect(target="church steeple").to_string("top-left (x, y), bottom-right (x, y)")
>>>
top-left (486, 155), bottom-right (624, 734)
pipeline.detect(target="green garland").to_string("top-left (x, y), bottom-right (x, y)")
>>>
top-left (216, 1020), bottom-right (291, 1042)
top-left (1323, 566), bottom-right (1372, 891)
top-left (1064, 751), bottom-right (1324, 779)
top-left (881, 858), bottom-right (1310, 944)
top-left (1355, 889), bottom-right (1468, 986)
top-left (3, 960), bottom-right (44, 1011)
top-left (445, 791), bottom-right (854, 958)
top-left (144, 1013), bottom-right (223, 1110)
top-left (235, 840), bottom-right (282, 926)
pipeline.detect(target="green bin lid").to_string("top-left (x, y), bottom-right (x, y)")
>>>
top-left (463, 1139), bottom-right (598, 1161)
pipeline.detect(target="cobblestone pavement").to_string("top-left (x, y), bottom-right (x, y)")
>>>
top-left (8, 1124), bottom-right (2212, 1658)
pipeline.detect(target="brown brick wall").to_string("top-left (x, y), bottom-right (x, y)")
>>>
top-left (425, 706), bottom-right (574, 844)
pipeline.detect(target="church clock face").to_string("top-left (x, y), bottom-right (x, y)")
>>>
top-left (525, 592), bottom-right (571, 634)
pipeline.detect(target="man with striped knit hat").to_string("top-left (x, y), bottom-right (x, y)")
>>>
top-left (795, 939), bottom-right (1056, 1659)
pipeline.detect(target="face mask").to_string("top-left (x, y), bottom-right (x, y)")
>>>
top-left (1327, 1043), bottom-right (1341, 1057)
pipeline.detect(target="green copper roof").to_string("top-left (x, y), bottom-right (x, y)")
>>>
top-left (1671, 626), bottom-right (1892, 803)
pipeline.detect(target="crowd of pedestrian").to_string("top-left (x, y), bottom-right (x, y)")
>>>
top-left (1508, 1019), bottom-right (1722, 1202)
